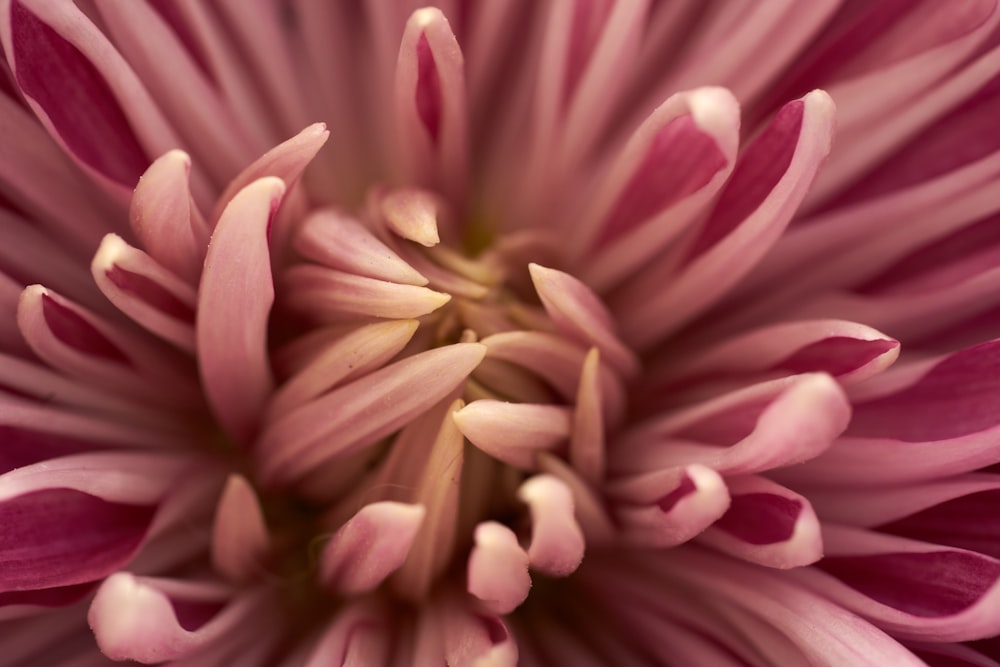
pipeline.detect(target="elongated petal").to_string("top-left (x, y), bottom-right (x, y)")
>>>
top-left (197, 177), bottom-right (282, 445)
top-left (454, 400), bottom-right (571, 471)
top-left (257, 343), bottom-right (485, 486)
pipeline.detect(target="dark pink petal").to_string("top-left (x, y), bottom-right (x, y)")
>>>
top-left (0, 488), bottom-right (153, 591)
top-left (795, 525), bottom-right (1000, 641)
top-left (17, 286), bottom-right (200, 408)
top-left (393, 8), bottom-right (467, 195)
top-left (91, 234), bottom-right (197, 352)
top-left (701, 475), bottom-right (822, 569)
top-left (645, 320), bottom-right (899, 408)
top-left (617, 91), bottom-right (836, 348)
top-left (197, 177), bottom-right (283, 445)
top-left (611, 464), bottom-right (730, 548)
top-left (850, 340), bottom-right (1000, 442)
top-left (613, 373), bottom-right (850, 478)
top-left (879, 488), bottom-right (1000, 560)
top-left (575, 87), bottom-right (739, 291)
top-left (4, 0), bottom-right (183, 192)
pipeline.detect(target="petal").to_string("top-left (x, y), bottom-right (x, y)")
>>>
top-left (292, 208), bottom-right (427, 286)
top-left (700, 475), bottom-right (823, 569)
top-left (197, 177), bottom-right (283, 445)
top-left (467, 522), bottom-right (531, 615)
top-left (320, 501), bottom-right (425, 595)
top-left (210, 474), bottom-right (269, 584)
top-left (302, 600), bottom-right (392, 667)
top-left (616, 90), bottom-right (836, 349)
top-left (91, 234), bottom-right (197, 352)
top-left (517, 475), bottom-right (585, 577)
top-left (454, 400), bottom-right (571, 471)
top-left (256, 343), bottom-right (485, 486)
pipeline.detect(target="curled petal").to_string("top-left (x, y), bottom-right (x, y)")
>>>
top-left (302, 600), bottom-right (392, 667)
top-left (700, 475), bottom-right (823, 569)
top-left (320, 501), bottom-right (425, 595)
top-left (378, 186), bottom-right (441, 247)
top-left (467, 522), bottom-right (531, 615)
top-left (517, 475), bottom-right (585, 577)
top-left (613, 463), bottom-right (730, 548)
top-left (88, 574), bottom-right (257, 664)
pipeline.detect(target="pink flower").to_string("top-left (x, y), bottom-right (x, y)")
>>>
top-left (2, 1), bottom-right (1000, 664)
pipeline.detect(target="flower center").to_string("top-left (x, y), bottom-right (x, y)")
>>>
top-left (231, 184), bottom-right (620, 617)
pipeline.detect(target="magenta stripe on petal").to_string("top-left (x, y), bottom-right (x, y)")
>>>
top-left (657, 473), bottom-right (697, 513)
top-left (0, 581), bottom-right (96, 608)
top-left (170, 598), bottom-right (226, 632)
top-left (879, 490), bottom-right (1000, 560)
top-left (415, 33), bottom-right (442, 142)
top-left (40, 293), bottom-right (130, 365)
top-left (773, 336), bottom-right (899, 377)
top-left (0, 488), bottom-right (154, 591)
top-left (818, 551), bottom-right (1000, 618)
top-left (685, 100), bottom-right (804, 262)
top-left (849, 340), bottom-right (1000, 441)
top-left (10, 0), bottom-right (147, 186)
top-left (0, 425), bottom-right (99, 475)
top-left (105, 265), bottom-right (196, 324)
top-left (596, 114), bottom-right (727, 246)
top-left (713, 492), bottom-right (802, 545)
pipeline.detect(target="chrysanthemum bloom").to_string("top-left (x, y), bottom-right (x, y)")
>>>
top-left (3, 0), bottom-right (1000, 664)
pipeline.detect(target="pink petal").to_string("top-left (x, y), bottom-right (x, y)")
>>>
top-left (91, 234), bottom-right (197, 352)
top-left (798, 525), bottom-right (1000, 642)
top-left (129, 150), bottom-right (209, 285)
top-left (267, 319), bottom-right (418, 420)
top-left (197, 177), bottom-right (283, 445)
top-left (616, 90), bottom-right (836, 348)
top-left (282, 264), bottom-right (450, 322)
top-left (292, 208), bottom-right (427, 286)
top-left (454, 400), bottom-right (571, 471)
top-left (517, 475), bottom-right (585, 577)
top-left (210, 475), bottom-right (269, 583)
top-left (302, 600), bottom-right (392, 667)
top-left (700, 475), bottom-right (823, 569)
top-left (256, 343), bottom-right (485, 486)
top-left (575, 87), bottom-right (739, 291)
top-left (3, 0), bottom-right (182, 191)
top-left (393, 7), bottom-right (467, 195)
top-left (438, 596), bottom-right (519, 667)
top-left (88, 573), bottom-right (257, 663)
top-left (613, 373), bottom-right (851, 477)
top-left (529, 263), bottom-right (638, 378)
top-left (571, 347), bottom-right (605, 484)
top-left (467, 521), bottom-right (531, 615)
top-left (377, 186), bottom-right (441, 247)
top-left (320, 501), bottom-right (425, 595)
top-left (611, 463), bottom-right (730, 548)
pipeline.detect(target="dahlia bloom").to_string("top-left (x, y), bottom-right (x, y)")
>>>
top-left (3, 0), bottom-right (1000, 664)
